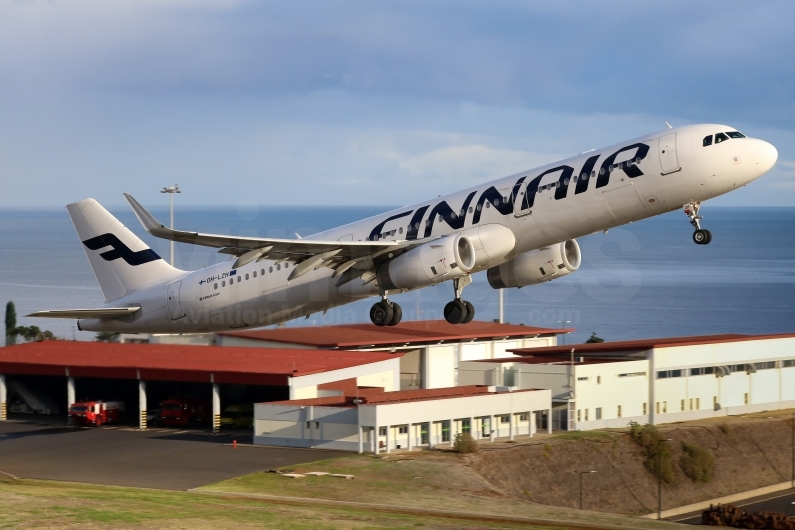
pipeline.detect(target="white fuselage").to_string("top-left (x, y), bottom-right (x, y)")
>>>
top-left (80, 124), bottom-right (776, 333)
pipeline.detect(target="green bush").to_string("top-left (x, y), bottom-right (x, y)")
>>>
top-left (452, 433), bottom-right (479, 454)
top-left (628, 421), bottom-right (676, 483)
top-left (680, 441), bottom-right (715, 483)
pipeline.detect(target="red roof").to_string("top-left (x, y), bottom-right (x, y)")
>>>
top-left (0, 341), bottom-right (399, 386)
top-left (220, 320), bottom-right (569, 349)
top-left (268, 385), bottom-right (543, 408)
top-left (509, 332), bottom-right (795, 357)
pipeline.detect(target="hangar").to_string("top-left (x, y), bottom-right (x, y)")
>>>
top-left (0, 341), bottom-right (400, 428)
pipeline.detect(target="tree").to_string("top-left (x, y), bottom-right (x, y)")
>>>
top-left (585, 332), bottom-right (604, 343)
top-left (95, 332), bottom-right (120, 343)
top-left (5, 301), bottom-right (16, 346)
top-left (9, 325), bottom-right (58, 342)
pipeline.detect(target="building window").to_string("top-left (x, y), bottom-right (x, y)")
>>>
top-left (619, 372), bottom-right (646, 378)
top-left (577, 409), bottom-right (582, 422)
top-left (379, 427), bottom-right (387, 436)
top-left (597, 376), bottom-right (601, 384)
top-left (663, 402), bottom-right (667, 414)
top-left (784, 360), bottom-right (795, 368)
top-left (306, 422), bottom-right (310, 429)
top-left (744, 393), bottom-right (749, 405)
top-left (584, 409), bottom-right (589, 421)
top-left (501, 415), bottom-right (510, 424)
top-left (442, 421), bottom-right (450, 442)
top-left (462, 419), bottom-right (471, 433)
top-left (696, 398), bottom-right (700, 410)
top-left (643, 403), bottom-right (647, 415)
top-left (681, 400), bottom-right (685, 412)
top-left (519, 413), bottom-right (529, 422)
top-left (689, 398), bottom-right (693, 411)
top-left (657, 370), bottom-right (684, 379)
top-left (577, 376), bottom-right (589, 381)
top-left (617, 405), bottom-right (622, 418)
top-left (595, 408), bottom-right (602, 420)
top-left (398, 426), bottom-right (407, 434)
top-left (656, 402), bottom-right (660, 414)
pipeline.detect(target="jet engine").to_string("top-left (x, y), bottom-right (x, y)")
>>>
top-left (487, 239), bottom-right (581, 289)
top-left (377, 234), bottom-right (476, 291)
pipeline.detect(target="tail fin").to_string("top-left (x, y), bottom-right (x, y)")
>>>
top-left (66, 198), bottom-right (184, 302)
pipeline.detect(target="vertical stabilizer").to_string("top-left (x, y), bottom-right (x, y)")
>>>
top-left (66, 198), bottom-right (184, 302)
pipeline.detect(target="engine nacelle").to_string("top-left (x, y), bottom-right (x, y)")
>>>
top-left (377, 235), bottom-right (476, 291)
top-left (487, 239), bottom-right (581, 289)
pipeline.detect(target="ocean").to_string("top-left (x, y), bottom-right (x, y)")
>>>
top-left (1, 205), bottom-right (794, 344)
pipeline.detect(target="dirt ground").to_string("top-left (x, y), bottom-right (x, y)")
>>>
top-left (468, 409), bottom-right (795, 516)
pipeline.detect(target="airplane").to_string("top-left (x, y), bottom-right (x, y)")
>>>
top-left (29, 124), bottom-right (777, 333)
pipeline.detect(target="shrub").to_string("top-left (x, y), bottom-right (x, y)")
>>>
top-left (703, 504), bottom-right (795, 529)
top-left (717, 422), bottom-right (731, 435)
top-left (628, 421), bottom-right (676, 483)
top-left (452, 433), bottom-right (479, 454)
top-left (680, 441), bottom-right (715, 483)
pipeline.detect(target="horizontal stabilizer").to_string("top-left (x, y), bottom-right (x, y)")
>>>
top-left (27, 308), bottom-right (141, 319)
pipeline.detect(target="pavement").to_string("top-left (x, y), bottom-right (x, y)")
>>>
top-left (669, 488), bottom-right (795, 524)
top-left (0, 416), bottom-right (343, 490)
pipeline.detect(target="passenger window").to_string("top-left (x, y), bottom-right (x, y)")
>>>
top-left (599, 168), bottom-right (605, 175)
top-left (245, 274), bottom-right (249, 280)
top-left (398, 227), bottom-right (403, 234)
top-left (715, 132), bottom-right (729, 143)
top-left (222, 281), bottom-right (226, 287)
top-left (468, 206), bottom-right (473, 213)
top-left (703, 135), bottom-right (713, 147)
top-left (485, 202), bottom-right (491, 208)
top-left (261, 269), bottom-right (265, 275)
top-left (591, 171), bottom-right (596, 178)
top-left (284, 263), bottom-right (289, 269)
top-left (269, 267), bottom-right (273, 273)
top-left (214, 283), bottom-right (218, 289)
top-left (726, 131), bottom-right (746, 139)
top-left (253, 271), bottom-right (257, 278)
top-left (476, 204), bottom-right (482, 211)
top-left (276, 263), bottom-right (281, 271)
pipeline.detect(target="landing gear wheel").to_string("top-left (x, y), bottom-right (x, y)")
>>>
top-left (693, 229), bottom-right (710, 245)
top-left (387, 302), bottom-right (402, 326)
top-left (370, 300), bottom-right (393, 327)
top-left (444, 299), bottom-right (467, 324)
top-left (461, 301), bottom-right (475, 324)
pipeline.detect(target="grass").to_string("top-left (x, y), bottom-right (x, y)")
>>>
top-left (0, 477), bottom-right (566, 530)
top-left (200, 452), bottom-right (680, 530)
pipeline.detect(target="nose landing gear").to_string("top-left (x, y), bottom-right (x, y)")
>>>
top-left (444, 276), bottom-right (475, 325)
top-left (370, 296), bottom-right (402, 327)
top-left (684, 202), bottom-right (712, 245)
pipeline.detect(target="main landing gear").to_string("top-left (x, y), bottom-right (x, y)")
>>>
top-left (684, 202), bottom-right (712, 245)
top-left (444, 276), bottom-right (475, 325)
top-left (370, 297), bottom-right (402, 327)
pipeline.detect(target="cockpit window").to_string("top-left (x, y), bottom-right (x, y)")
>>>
top-left (726, 131), bottom-right (746, 139)
top-left (715, 132), bottom-right (730, 144)
top-left (703, 135), bottom-right (713, 147)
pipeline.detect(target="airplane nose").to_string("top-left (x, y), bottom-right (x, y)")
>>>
top-left (752, 140), bottom-right (778, 175)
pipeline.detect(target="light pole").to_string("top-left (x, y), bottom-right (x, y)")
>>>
top-left (161, 184), bottom-right (181, 266)
top-left (657, 438), bottom-right (672, 520)
top-left (580, 470), bottom-right (596, 510)
top-left (557, 320), bottom-right (571, 346)
top-left (498, 289), bottom-right (504, 324)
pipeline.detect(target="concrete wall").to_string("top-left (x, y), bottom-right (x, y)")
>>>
top-left (288, 358), bottom-right (400, 399)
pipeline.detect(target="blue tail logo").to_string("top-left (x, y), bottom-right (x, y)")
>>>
top-left (83, 233), bottom-right (161, 266)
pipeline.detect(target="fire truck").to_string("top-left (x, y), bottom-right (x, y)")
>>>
top-left (69, 401), bottom-right (124, 426)
top-left (160, 397), bottom-right (211, 427)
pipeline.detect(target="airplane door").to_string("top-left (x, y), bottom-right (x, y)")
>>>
top-left (166, 280), bottom-right (185, 320)
top-left (658, 133), bottom-right (680, 174)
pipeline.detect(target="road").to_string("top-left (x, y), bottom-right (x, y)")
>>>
top-left (0, 417), bottom-right (343, 490)
top-left (669, 488), bottom-right (795, 524)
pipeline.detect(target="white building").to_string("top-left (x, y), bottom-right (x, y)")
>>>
top-left (218, 320), bottom-right (567, 391)
top-left (459, 333), bottom-right (795, 431)
top-left (254, 385), bottom-right (552, 452)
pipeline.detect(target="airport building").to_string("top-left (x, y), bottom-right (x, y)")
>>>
top-left (254, 385), bottom-right (552, 452)
top-left (460, 333), bottom-right (795, 431)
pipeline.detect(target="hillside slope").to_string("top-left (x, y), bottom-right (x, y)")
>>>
top-left (469, 410), bottom-right (794, 516)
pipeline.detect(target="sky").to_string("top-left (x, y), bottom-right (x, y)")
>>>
top-left (1, 1), bottom-right (794, 208)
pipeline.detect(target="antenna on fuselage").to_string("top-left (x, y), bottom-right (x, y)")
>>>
top-left (665, 122), bottom-right (673, 129)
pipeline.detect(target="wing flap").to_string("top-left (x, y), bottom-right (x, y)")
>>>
top-left (27, 308), bottom-right (141, 319)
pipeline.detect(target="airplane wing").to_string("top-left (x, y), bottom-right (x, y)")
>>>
top-left (27, 308), bottom-right (141, 319)
top-left (123, 193), bottom-right (425, 281)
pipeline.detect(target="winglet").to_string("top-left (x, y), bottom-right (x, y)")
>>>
top-left (123, 193), bottom-right (167, 234)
